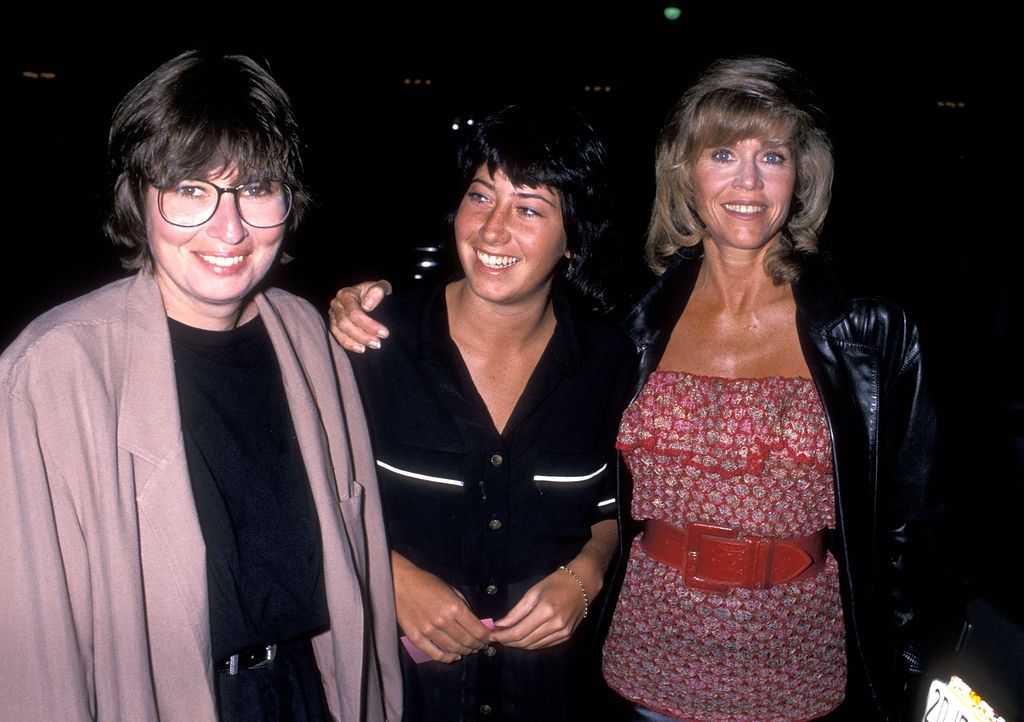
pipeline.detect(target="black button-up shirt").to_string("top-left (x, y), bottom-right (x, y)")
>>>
top-left (349, 282), bottom-right (636, 722)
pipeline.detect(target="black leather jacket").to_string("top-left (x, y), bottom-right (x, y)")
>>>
top-left (618, 246), bottom-right (938, 720)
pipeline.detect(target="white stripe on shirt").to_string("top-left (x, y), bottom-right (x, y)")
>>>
top-left (376, 460), bottom-right (464, 487)
top-left (533, 463), bottom-right (608, 483)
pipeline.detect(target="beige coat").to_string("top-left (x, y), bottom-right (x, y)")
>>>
top-left (0, 273), bottom-right (402, 721)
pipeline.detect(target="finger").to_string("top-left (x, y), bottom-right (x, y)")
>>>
top-left (401, 616), bottom-right (481, 660)
top-left (517, 627), bottom-right (572, 650)
top-left (360, 281), bottom-right (393, 315)
top-left (494, 609), bottom-right (576, 649)
top-left (328, 314), bottom-right (379, 353)
top-left (489, 614), bottom-right (542, 645)
top-left (334, 292), bottom-right (390, 342)
top-left (424, 603), bottom-right (492, 652)
top-left (405, 634), bottom-right (461, 664)
top-left (450, 614), bottom-right (493, 649)
top-left (329, 302), bottom-right (387, 351)
top-left (492, 590), bottom-right (538, 630)
top-left (424, 618), bottom-right (490, 658)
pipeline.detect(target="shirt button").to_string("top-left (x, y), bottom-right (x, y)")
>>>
top-left (488, 519), bottom-right (502, 530)
top-left (485, 584), bottom-right (498, 595)
top-left (490, 453), bottom-right (503, 466)
top-left (480, 703), bottom-right (493, 714)
top-left (483, 645), bottom-right (497, 657)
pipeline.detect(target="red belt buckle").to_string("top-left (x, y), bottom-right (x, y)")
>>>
top-left (683, 522), bottom-right (750, 593)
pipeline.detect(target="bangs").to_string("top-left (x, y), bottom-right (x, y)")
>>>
top-left (687, 90), bottom-right (796, 155)
top-left (137, 58), bottom-right (301, 188)
top-left (145, 125), bottom-right (296, 188)
top-left (461, 117), bottom-right (575, 194)
top-left (477, 149), bottom-right (563, 193)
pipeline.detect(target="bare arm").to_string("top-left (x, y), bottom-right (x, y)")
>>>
top-left (327, 280), bottom-right (393, 353)
top-left (489, 518), bottom-right (618, 650)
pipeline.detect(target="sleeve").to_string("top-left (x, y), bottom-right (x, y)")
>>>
top-left (591, 335), bottom-right (641, 526)
top-left (0, 385), bottom-right (95, 720)
top-left (588, 447), bottom-right (621, 524)
top-left (878, 311), bottom-right (943, 688)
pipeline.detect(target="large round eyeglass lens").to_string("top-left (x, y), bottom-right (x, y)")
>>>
top-left (160, 181), bottom-right (220, 227)
top-left (159, 181), bottom-right (292, 228)
top-left (238, 181), bottom-right (292, 228)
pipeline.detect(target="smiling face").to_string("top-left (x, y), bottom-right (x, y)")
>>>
top-left (145, 168), bottom-right (285, 330)
top-left (452, 165), bottom-right (569, 309)
top-left (693, 137), bottom-right (797, 254)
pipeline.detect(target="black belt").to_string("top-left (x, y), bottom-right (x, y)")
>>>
top-left (215, 644), bottom-right (277, 675)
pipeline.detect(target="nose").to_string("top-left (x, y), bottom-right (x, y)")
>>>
top-left (733, 158), bottom-right (764, 190)
top-left (480, 204), bottom-right (511, 245)
top-left (206, 192), bottom-right (248, 245)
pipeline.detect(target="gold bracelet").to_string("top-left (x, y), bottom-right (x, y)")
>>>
top-left (559, 565), bottom-right (589, 619)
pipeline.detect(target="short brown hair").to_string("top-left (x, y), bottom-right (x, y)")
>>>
top-left (104, 50), bottom-right (309, 271)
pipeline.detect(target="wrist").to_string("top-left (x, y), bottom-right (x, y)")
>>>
top-left (559, 565), bottom-right (590, 619)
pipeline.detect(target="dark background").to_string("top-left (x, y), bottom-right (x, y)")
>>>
top-left (4, 2), bottom-right (1020, 712)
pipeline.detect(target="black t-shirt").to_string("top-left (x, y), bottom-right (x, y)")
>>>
top-left (169, 316), bottom-right (329, 663)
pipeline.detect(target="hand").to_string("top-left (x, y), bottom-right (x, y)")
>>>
top-left (489, 567), bottom-right (589, 650)
top-left (327, 280), bottom-right (393, 353)
top-left (392, 552), bottom-right (491, 663)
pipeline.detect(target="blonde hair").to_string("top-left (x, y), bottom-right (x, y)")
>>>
top-left (647, 57), bottom-right (833, 283)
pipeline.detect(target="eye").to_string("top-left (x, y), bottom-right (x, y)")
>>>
top-left (710, 149), bottom-right (733, 162)
top-left (239, 182), bottom-right (271, 198)
top-left (519, 206), bottom-right (542, 218)
top-left (173, 181), bottom-right (211, 199)
top-left (465, 190), bottom-right (489, 204)
top-left (763, 151), bottom-right (787, 165)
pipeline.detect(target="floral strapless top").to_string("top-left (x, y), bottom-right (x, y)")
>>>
top-left (603, 371), bottom-right (846, 722)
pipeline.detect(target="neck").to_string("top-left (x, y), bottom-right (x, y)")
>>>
top-left (696, 239), bottom-right (787, 314)
top-left (155, 276), bottom-right (256, 331)
top-left (446, 280), bottom-right (555, 349)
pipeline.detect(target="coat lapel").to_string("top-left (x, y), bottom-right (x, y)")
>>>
top-left (117, 273), bottom-right (212, 674)
top-left (256, 292), bottom-right (369, 721)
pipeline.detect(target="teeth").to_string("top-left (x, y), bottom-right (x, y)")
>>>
top-left (201, 254), bottom-right (244, 267)
top-left (476, 250), bottom-right (519, 268)
top-left (724, 203), bottom-right (765, 214)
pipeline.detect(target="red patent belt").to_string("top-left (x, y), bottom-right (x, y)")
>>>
top-left (640, 519), bottom-right (827, 593)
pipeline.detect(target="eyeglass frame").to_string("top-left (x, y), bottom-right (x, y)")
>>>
top-left (155, 179), bottom-right (294, 229)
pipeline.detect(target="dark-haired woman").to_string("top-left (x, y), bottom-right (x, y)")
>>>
top-left (0, 51), bottom-right (400, 720)
top-left (339, 104), bottom-right (637, 721)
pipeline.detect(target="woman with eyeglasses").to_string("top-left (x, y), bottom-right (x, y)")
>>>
top-left (0, 50), bottom-right (401, 721)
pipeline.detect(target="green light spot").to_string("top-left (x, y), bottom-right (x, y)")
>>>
top-left (664, 6), bottom-right (682, 20)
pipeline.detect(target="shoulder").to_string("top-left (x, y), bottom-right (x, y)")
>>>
top-left (344, 285), bottom-right (436, 385)
top-left (261, 287), bottom-right (322, 324)
top-left (1, 277), bottom-right (135, 390)
top-left (838, 297), bottom-right (926, 374)
top-left (820, 296), bottom-right (922, 355)
top-left (570, 303), bottom-right (638, 364)
top-left (371, 285), bottom-right (434, 334)
top-left (352, 285), bottom-right (436, 360)
top-left (795, 253), bottom-right (923, 353)
top-left (802, 290), bottom-right (927, 392)
top-left (258, 288), bottom-right (341, 371)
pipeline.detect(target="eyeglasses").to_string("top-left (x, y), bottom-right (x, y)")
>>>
top-left (157, 180), bottom-right (293, 228)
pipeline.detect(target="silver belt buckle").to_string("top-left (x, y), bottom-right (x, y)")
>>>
top-left (226, 644), bottom-right (277, 675)
top-left (250, 644), bottom-right (277, 670)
